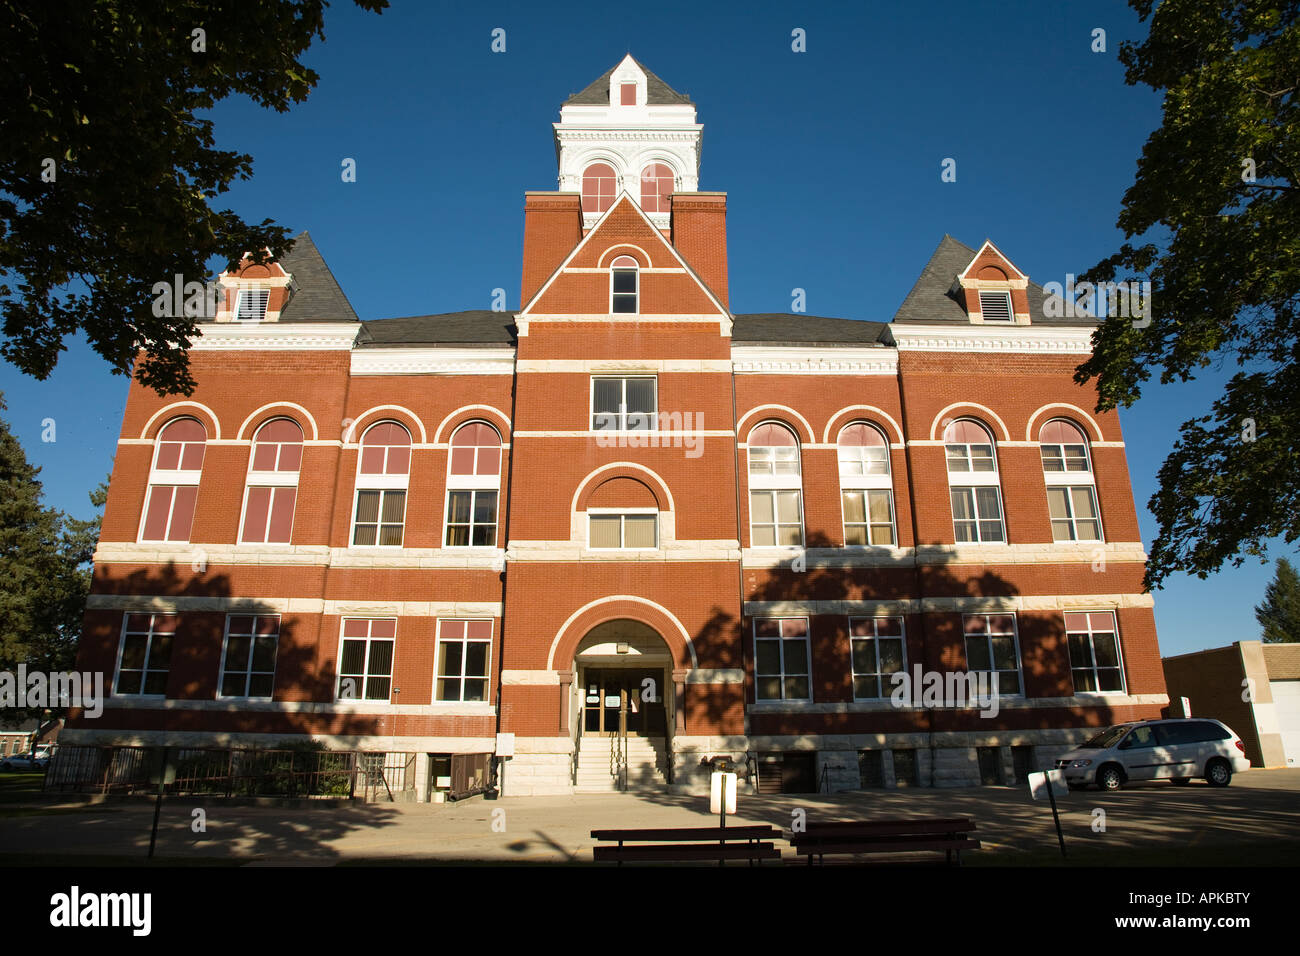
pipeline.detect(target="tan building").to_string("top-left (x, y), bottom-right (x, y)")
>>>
top-left (1163, 641), bottom-right (1300, 768)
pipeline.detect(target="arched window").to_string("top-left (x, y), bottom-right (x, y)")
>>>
top-left (1040, 420), bottom-right (1102, 541)
top-left (352, 422), bottom-right (411, 547)
top-left (640, 162), bottom-right (674, 213)
top-left (837, 423), bottom-right (895, 546)
top-left (140, 418), bottom-right (206, 542)
top-left (944, 419), bottom-right (1004, 543)
top-left (587, 476), bottom-right (659, 550)
top-left (747, 422), bottom-right (803, 547)
top-left (240, 418), bottom-right (303, 544)
top-left (581, 162), bottom-right (618, 214)
top-left (445, 422), bottom-right (501, 547)
top-left (610, 255), bottom-right (638, 313)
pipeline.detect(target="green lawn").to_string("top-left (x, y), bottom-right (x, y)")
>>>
top-left (0, 770), bottom-right (47, 803)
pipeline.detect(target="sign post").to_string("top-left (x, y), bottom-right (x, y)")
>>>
top-left (708, 757), bottom-right (738, 867)
top-left (1027, 769), bottom-right (1069, 860)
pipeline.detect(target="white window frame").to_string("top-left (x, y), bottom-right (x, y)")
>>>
top-left (849, 617), bottom-right (907, 700)
top-left (335, 618), bottom-right (397, 703)
top-left (945, 420), bottom-right (1005, 544)
top-left (234, 287), bottom-right (270, 323)
top-left (216, 614), bottom-right (280, 700)
top-left (443, 422), bottom-right (502, 549)
top-left (349, 422), bottom-right (411, 549)
top-left (112, 613), bottom-right (176, 698)
top-left (1066, 610), bottom-right (1127, 695)
top-left (1041, 420), bottom-right (1103, 543)
top-left (747, 422), bottom-right (805, 548)
top-left (434, 619), bottom-right (494, 703)
top-left (962, 613), bottom-right (1024, 698)
top-left (609, 256), bottom-right (639, 314)
top-left (753, 617), bottom-right (812, 702)
top-left (238, 418), bottom-right (303, 545)
top-left (837, 422), bottom-right (896, 547)
top-left (138, 419), bottom-right (206, 543)
top-left (590, 375), bottom-right (657, 432)
top-left (586, 507), bottom-right (659, 550)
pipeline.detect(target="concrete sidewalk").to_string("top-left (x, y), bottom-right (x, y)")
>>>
top-left (2, 768), bottom-right (1297, 865)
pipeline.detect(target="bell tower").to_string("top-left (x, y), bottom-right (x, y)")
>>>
top-left (554, 54), bottom-right (703, 232)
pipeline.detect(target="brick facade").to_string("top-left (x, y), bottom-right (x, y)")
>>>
top-left (64, 59), bottom-right (1167, 797)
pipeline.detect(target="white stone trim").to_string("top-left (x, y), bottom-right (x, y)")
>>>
top-left (892, 324), bottom-right (1096, 354)
top-left (545, 595), bottom-right (698, 669)
top-left (516, 358), bottom-right (732, 372)
top-left (86, 593), bottom-right (502, 616)
top-left (928, 402), bottom-right (1012, 442)
top-left (743, 592), bottom-right (1154, 616)
top-left (685, 669), bottom-right (745, 685)
top-left (822, 406), bottom-right (906, 445)
top-left (93, 698), bottom-right (496, 717)
top-left (735, 404), bottom-right (816, 444)
top-left (188, 322), bottom-right (361, 351)
top-left (739, 541), bottom-right (1146, 569)
top-left (138, 401), bottom-right (223, 441)
top-left (235, 402), bottom-right (321, 441)
top-left (730, 346), bottom-right (898, 375)
top-left (748, 693), bottom-right (1168, 714)
top-left (351, 347), bottom-right (516, 376)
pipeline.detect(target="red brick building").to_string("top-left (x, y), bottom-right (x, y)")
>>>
top-left (67, 56), bottom-right (1167, 796)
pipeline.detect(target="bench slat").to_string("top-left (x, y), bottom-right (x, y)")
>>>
top-left (794, 839), bottom-right (982, 856)
top-left (803, 819), bottom-right (976, 836)
top-left (590, 826), bottom-right (780, 842)
top-left (594, 843), bottom-right (780, 862)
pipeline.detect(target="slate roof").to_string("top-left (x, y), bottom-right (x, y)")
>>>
top-left (732, 314), bottom-right (894, 347)
top-left (565, 56), bottom-right (693, 106)
top-left (358, 311), bottom-right (517, 347)
top-left (892, 235), bottom-right (1091, 327)
top-left (276, 231), bottom-right (360, 324)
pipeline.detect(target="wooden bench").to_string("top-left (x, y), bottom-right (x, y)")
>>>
top-left (790, 817), bottom-right (980, 866)
top-left (591, 826), bottom-right (783, 865)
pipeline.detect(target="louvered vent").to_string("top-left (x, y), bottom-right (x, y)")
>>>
top-left (978, 290), bottom-right (1012, 322)
top-left (235, 289), bottom-right (270, 322)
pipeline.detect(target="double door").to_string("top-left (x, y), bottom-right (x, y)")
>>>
top-left (582, 668), bottom-right (666, 737)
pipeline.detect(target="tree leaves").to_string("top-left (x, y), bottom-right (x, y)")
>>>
top-left (1079, 1), bottom-right (1300, 587)
top-left (0, 0), bottom-right (388, 396)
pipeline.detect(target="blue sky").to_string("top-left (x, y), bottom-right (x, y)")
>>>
top-left (0, 0), bottom-right (1288, 656)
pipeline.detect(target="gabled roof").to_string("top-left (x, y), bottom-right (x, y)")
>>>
top-left (732, 314), bottom-right (894, 347)
top-left (565, 56), bottom-right (693, 106)
top-left (892, 235), bottom-right (1089, 327)
top-left (358, 311), bottom-right (517, 347)
top-left (276, 231), bottom-right (359, 324)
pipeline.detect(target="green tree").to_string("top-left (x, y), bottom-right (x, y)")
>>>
top-left (0, 0), bottom-right (386, 397)
top-left (1256, 557), bottom-right (1300, 643)
top-left (0, 398), bottom-right (104, 721)
top-left (1075, 1), bottom-right (1300, 589)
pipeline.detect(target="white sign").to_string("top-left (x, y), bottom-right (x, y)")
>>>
top-left (1180, 697), bottom-right (1192, 717)
top-left (495, 732), bottom-right (515, 757)
top-left (1027, 769), bottom-right (1068, 801)
top-left (709, 771), bottom-right (737, 815)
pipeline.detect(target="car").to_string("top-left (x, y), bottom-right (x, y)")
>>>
top-left (1055, 718), bottom-right (1250, 791)
top-left (0, 751), bottom-right (49, 772)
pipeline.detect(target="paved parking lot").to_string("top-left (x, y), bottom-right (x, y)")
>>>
top-left (1, 768), bottom-right (1296, 865)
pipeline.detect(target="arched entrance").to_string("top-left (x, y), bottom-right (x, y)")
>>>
top-left (574, 620), bottom-right (672, 738)
top-left (571, 619), bottom-right (674, 792)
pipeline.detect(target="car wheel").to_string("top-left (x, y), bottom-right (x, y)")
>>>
top-left (1097, 765), bottom-right (1125, 791)
top-left (1171, 777), bottom-right (1192, 786)
top-left (1205, 758), bottom-right (1231, 787)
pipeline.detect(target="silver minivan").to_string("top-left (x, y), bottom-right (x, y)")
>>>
top-left (1056, 718), bottom-right (1251, 790)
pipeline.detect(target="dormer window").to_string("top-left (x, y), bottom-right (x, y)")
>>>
top-left (610, 255), bottom-right (638, 313)
top-left (620, 82), bottom-right (637, 105)
top-left (978, 290), bottom-right (1013, 322)
top-left (234, 288), bottom-right (269, 322)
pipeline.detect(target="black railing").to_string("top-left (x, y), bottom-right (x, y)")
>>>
top-left (43, 745), bottom-right (417, 801)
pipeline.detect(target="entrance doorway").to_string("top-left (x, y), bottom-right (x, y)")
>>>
top-left (581, 668), bottom-right (667, 737)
